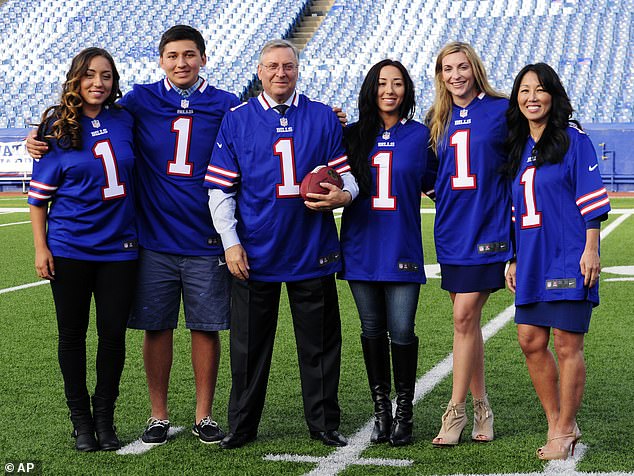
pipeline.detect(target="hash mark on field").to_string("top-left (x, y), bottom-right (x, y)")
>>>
top-left (117, 426), bottom-right (185, 455)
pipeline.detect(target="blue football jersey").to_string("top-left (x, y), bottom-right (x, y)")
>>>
top-left (204, 93), bottom-right (348, 281)
top-left (119, 79), bottom-right (240, 255)
top-left (512, 125), bottom-right (611, 306)
top-left (434, 93), bottom-right (513, 265)
top-left (340, 119), bottom-right (434, 283)
top-left (28, 107), bottom-right (138, 261)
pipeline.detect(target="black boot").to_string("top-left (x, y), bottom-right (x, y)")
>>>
top-left (92, 396), bottom-right (120, 451)
top-left (68, 396), bottom-right (99, 452)
top-left (361, 335), bottom-right (392, 444)
top-left (389, 337), bottom-right (418, 446)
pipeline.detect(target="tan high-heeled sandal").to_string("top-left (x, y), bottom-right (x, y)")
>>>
top-left (536, 425), bottom-right (582, 461)
top-left (432, 401), bottom-right (467, 447)
top-left (472, 395), bottom-right (494, 442)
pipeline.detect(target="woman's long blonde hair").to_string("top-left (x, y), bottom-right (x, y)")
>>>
top-left (38, 48), bottom-right (121, 150)
top-left (425, 42), bottom-right (505, 152)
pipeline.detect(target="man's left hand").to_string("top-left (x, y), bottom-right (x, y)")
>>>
top-left (332, 107), bottom-right (348, 127)
top-left (304, 182), bottom-right (352, 211)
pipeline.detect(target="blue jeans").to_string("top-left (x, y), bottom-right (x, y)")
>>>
top-left (348, 281), bottom-right (420, 345)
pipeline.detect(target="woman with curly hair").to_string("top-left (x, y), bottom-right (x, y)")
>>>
top-left (340, 59), bottom-right (435, 446)
top-left (28, 48), bottom-right (137, 452)
top-left (425, 42), bottom-right (512, 446)
top-left (505, 63), bottom-right (609, 460)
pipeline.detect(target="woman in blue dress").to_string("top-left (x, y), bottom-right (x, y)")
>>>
top-left (505, 63), bottom-right (610, 460)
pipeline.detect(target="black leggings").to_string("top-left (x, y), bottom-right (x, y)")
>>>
top-left (50, 257), bottom-right (137, 403)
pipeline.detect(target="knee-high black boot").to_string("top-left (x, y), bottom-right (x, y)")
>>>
top-left (361, 335), bottom-right (392, 443)
top-left (92, 395), bottom-right (121, 451)
top-left (67, 396), bottom-right (99, 452)
top-left (389, 337), bottom-right (418, 446)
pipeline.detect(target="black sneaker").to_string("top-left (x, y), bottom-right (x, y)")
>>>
top-left (141, 417), bottom-right (170, 446)
top-left (192, 416), bottom-right (225, 444)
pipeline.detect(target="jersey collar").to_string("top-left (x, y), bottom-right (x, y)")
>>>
top-left (163, 77), bottom-right (207, 96)
top-left (258, 91), bottom-right (299, 111)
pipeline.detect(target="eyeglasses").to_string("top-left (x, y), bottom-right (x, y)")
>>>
top-left (261, 63), bottom-right (298, 73)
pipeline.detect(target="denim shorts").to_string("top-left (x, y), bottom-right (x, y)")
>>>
top-left (128, 248), bottom-right (231, 331)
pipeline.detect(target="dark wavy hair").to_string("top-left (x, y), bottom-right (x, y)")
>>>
top-left (504, 62), bottom-right (580, 177)
top-left (37, 48), bottom-right (122, 150)
top-left (344, 59), bottom-right (415, 197)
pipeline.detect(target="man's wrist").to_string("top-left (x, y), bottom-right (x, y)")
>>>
top-left (342, 189), bottom-right (353, 207)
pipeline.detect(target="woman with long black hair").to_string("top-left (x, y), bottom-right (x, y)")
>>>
top-left (340, 59), bottom-right (435, 446)
top-left (505, 63), bottom-right (610, 460)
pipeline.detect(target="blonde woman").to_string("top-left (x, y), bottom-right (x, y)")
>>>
top-left (425, 42), bottom-right (512, 446)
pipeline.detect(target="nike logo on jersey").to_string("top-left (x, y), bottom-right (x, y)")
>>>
top-left (216, 142), bottom-right (223, 149)
top-left (589, 164), bottom-right (598, 172)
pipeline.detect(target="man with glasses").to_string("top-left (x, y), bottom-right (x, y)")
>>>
top-left (205, 39), bottom-right (358, 449)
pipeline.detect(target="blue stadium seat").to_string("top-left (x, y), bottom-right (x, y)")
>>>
top-left (0, 0), bottom-right (631, 126)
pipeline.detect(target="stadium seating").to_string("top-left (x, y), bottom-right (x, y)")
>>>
top-left (0, 0), bottom-right (631, 127)
top-left (298, 0), bottom-right (633, 123)
top-left (0, 0), bottom-right (309, 127)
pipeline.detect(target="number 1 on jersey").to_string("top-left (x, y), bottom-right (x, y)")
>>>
top-left (519, 166), bottom-right (542, 228)
top-left (274, 137), bottom-right (300, 197)
top-left (371, 151), bottom-right (396, 210)
top-left (93, 140), bottom-right (126, 200)
top-left (450, 129), bottom-right (476, 189)
top-left (167, 117), bottom-right (194, 176)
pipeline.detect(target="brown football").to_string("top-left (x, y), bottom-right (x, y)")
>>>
top-left (300, 166), bottom-right (344, 201)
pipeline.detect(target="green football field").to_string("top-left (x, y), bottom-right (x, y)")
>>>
top-left (1, 196), bottom-right (633, 475)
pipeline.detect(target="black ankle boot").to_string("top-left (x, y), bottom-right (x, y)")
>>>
top-left (361, 335), bottom-right (392, 444)
top-left (389, 337), bottom-right (418, 446)
top-left (68, 397), bottom-right (99, 452)
top-left (92, 396), bottom-right (120, 451)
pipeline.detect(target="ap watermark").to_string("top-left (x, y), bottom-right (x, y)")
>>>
top-left (4, 462), bottom-right (41, 474)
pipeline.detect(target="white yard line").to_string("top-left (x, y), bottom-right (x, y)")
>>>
top-left (601, 212), bottom-right (632, 239)
top-left (0, 208), bottom-right (29, 213)
top-left (0, 280), bottom-right (49, 294)
top-left (0, 220), bottom-right (30, 227)
top-left (117, 426), bottom-right (186, 455)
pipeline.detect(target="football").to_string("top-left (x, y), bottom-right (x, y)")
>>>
top-left (300, 165), bottom-right (344, 201)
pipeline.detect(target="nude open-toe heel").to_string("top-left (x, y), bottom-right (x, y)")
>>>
top-left (536, 427), bottom-right (581, 461)
top-left (432, 401), bottom-right (467, 447)
top-left (472, 395), bottom-right (494, 442)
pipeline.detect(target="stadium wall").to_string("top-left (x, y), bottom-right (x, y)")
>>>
top-left (1, 125), bottom-right (633, 192)
top-left (0, 128), bottom-right (31, 192)
top-left (585, 123), bottom-right (634, 192)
